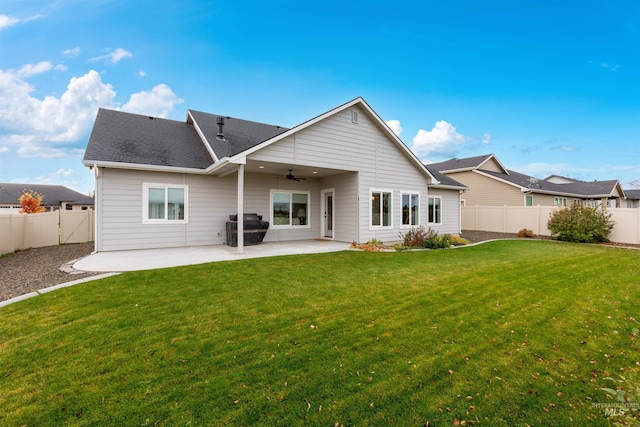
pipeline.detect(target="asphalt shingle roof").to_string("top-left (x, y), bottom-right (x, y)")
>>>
top-left (424, 166), bottom-right (467, 189)
top-left (427, 154), bottom-right (497, 172)
top-left (188, 110), bottom-right (289, 158)
top-left (0, 183), bottom-right (93, 206)
top-left (84, 109), bottom-right (214, 169)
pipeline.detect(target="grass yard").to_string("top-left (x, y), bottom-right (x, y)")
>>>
top-left (1, 240), bottom-right (639, 426)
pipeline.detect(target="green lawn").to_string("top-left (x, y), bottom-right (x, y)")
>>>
top-left (1, 241), bottom-right (639, 426)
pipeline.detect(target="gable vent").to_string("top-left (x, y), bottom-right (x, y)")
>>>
top-left (351, 110), bottom-right (359, 124)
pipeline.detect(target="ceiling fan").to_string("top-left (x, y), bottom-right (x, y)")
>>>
top-left (286, 170), bottom-right (305, 182)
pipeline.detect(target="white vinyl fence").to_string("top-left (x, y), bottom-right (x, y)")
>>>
top-left (0, 210), bottom-right (94, 255)
top-left (462, 205), bottom-right (640, 245)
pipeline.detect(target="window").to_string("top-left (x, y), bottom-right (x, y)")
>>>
top-left (554, 197), bottom-right (567, 207)
top-left (427, 196), bottom-right (441, 224)
top-left (271, 190), bottom-right (310, 228)
top-left (401, 192), bottom-right (420, 226)
top-left (525, 195), bottom-right (534, 206)
top-left (371, 190), bottom-right (392, 228)
top-left (143, 183), bottom-right (188, 223)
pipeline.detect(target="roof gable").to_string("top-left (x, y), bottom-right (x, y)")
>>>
top-left (223, 97), bottom-right (437, 182)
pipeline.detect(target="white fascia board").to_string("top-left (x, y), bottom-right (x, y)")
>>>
top-left (187, 110), bottom-right (219, 162)
top-left (438, 167), bottom-right (476, 174)
top-left (429, 184), bottom-right (468, 191)
top-left (82, 159), bottom-right (208, 174)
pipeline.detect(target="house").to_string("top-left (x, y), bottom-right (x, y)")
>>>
top-left (0, 183), bottom-right (94, 214)
top-left (623, 189), bottom-right (640, 208)
top-left (83, 97), bottom-right (467, 253)
top-left (428, 154), bottom-right (626, 208)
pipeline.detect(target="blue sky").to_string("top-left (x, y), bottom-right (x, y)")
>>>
top-left (1, 0), bottom-right (639, 195)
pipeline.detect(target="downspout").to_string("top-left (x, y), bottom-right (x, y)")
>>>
top-left (92, 164), bottom-right (99, 254)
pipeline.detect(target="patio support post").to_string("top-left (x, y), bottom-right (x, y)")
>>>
top-left (237, 164), bottom-right (245, 254)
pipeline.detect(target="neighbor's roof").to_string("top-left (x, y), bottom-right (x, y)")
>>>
top-left (427, 154), bottom-right (507, 174)
top-left (424, 166), bottom-right (467, 190)
top-left (623, 189), bottom-right (640, 200)
top-left (0, 183), bottom-right (94, 206)
top-left (480, 169), bottom-right (621, 197)
top-left (429, 153), bottom-right (624, 198)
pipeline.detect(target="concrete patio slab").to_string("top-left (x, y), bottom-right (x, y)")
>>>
top-left (73, 240), bottom-right (352, 273)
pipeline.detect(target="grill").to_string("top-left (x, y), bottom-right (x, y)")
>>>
top-left (226, 213), bottom-right (269, 247)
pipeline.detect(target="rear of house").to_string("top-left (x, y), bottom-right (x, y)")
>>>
top-left (84, 98), bottom-right (465, 252)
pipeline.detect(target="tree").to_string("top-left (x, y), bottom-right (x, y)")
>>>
top-left (19, 189), bottom-right (46, 214)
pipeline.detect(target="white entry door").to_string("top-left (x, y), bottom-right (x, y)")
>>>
top-left (321, 189), bottom-right (334, 239)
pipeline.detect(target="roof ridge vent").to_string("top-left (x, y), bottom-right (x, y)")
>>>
top-left (216, 117), bottom-right (225, 141)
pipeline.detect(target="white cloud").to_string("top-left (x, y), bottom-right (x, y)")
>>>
top-left (89, 48), bottom-right (133, 64)
top-left (0, 62), bottom-right (183, 159)
top-left (0, 14), bottom-right (20, 30)
top-left (0, 146), bottom-right (9, 153)
top-left (121, 84), bottom-right (183, 118)
top-left (482, 133), bottom-right (491, 145)
top-left (62, 47), bottom-right (80, 57)
top-left (385, 119), bottom-right (402, 136)
top-left (560, 145), bottom-right (577, 151)
top-left (411, 120), bottom-right (467, 159)
top-left (138, 70), bottom-right (147, 77)
top-left (0, 13), bottom-right (42, 30)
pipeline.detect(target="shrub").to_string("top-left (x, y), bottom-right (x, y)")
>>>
top-left (451, 235), bottom-right (470, 246)
top-left (547, 203), bottom-right (614, 243)
top-left (422, 229), bottom-right (452, 249)
top-left (399, 225), bottom-right (431, 248)
top-left (517, 228), bottom-right (534, 238)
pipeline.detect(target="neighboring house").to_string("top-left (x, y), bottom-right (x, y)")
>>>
top-left (83, 97), bottom-right (467, 252)
top-left (624, 189), bottom-right (640, 208)
top-left (0, 183), bottom-right (94, 214)
top-left (428, 154), bottom-right (626, 208)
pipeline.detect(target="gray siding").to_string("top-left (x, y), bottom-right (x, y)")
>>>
top-left (427, 188), bottom-right (462, 235)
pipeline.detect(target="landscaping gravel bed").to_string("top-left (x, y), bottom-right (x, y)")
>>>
top-left (0, 243), bottom-right (98, 302)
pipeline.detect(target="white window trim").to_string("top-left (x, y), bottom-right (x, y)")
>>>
top-left (270, 189), bottom-right (311, 229)
top-left (525, 194), bottom-right (534, 207)
top-left (400, 191), bottom-right (421, 228)
top-left (142, 183), bottom-right (189, 224)
top-left (370, 189), bottom-right (393, 229)
top-left (427, 196), bottom-right (442, 225)
top-left (554, 197), bottom-right (567, 207)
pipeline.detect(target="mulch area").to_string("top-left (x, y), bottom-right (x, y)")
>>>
top-left (1, 232), bottom-right (637, 303)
